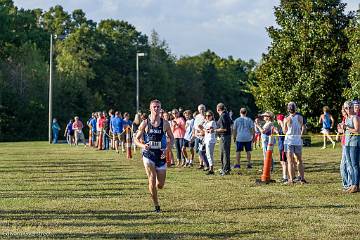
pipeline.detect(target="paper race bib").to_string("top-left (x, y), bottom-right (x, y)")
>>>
top-left (148, 141), bottom-right (161, 149)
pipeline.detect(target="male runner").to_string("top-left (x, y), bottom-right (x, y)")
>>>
top-left (134, 99), bottom-right (174, 212)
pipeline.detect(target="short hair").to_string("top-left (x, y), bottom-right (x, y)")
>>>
top-left (287, 102), bottom-right (296, 113)
top-left (184, 110), bottom-right (192, 115)
top-left (198, 104), bottom-right (206, 111)
top-left (108, 109), bottom-right (114, 115)
top-left (344, 101), bottom-right (353, 108)
top-left (150, 99), bottom-right (161, 106)
top-left (240, 108), bottom-right (247, 115)
top-left (124, 112), bottom-right (129, 117)
top-left (217, 103), bottom-right (226, 111)
top-left (323, 106), bottom-right (330, 113)
top-left (205, 110), bottom-right (214, 117)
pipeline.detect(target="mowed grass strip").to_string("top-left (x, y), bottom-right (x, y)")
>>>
top-left (0, 140), bottom-right (359, 239)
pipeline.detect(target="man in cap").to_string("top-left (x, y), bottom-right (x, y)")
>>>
top-left (353, 100), bottom-right (360, 117)
top-left (284, 102), bottom-right (306, 184)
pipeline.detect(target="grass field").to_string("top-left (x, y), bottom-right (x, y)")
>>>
top-left (0, 140), bottom-right (359, 239)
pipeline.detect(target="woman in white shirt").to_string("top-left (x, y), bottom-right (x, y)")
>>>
top-left (202, 110), bottom-right (217, 175)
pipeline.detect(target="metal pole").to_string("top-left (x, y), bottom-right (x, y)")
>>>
top-left (49, 34), bottom-right (53, 144)
top-left (136, 54), bottom-right (139, 113)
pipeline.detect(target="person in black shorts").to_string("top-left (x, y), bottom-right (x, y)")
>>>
top-left (134, 99), bottom-right (174, 213)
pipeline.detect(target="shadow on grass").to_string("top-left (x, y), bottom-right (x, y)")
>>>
top-left (171, 203), bottom-right (348, 214)
top-left (0, 209), bottom-right (155, 221)
top-left (0, 230), bottom-right (258, 239)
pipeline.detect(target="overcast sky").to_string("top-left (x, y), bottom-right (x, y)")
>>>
top-left (13, 0), bottom-right (359, 61)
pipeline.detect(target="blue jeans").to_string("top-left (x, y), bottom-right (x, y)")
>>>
top-left (340, 146), bottom-right (350, 189)
top-left (345, 145), bottom-right (360, 186)
top-left (174, 138), bottom-right (184, 160)
top-left (103, 132), bottom-right (109, 150)
top-left (52, 130), bottom-right (59, 144)
top-left (199, 150), bottom-right (209, 167)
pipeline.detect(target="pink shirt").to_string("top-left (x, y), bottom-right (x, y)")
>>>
top-left (172, 117), bottom-right (186, 138)
top-left (72, 120), bottom-right (83, 131)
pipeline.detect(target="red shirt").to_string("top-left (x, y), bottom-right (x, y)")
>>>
top-left (98, 116), bottom-right (106, 128)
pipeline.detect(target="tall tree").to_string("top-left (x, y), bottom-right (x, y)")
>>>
top-left (344, 7), bottom-right (360, 99)
top-left (252, 0), bottom-right (351, 121)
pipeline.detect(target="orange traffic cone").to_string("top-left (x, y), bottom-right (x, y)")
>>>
top-left (257, 128), bottom-right (275, 184)
top-left (126, 127), bottom-right (132, 159)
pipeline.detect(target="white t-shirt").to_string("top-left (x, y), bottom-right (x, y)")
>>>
top-left (193, 114), bottom-right (205, 137)
top-left (204, 120), bottom-right (217, 144)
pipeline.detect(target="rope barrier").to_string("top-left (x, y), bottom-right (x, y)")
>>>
top-left (272, 133), bottom-right (359, 137)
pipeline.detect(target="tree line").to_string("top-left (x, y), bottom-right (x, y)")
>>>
top-left (0, 0), bottom-right (359, 141)
top-left (0, 0), bottom-right (256, 141)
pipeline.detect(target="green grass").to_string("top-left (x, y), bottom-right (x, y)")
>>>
top-left (0, 140), bottom-right (359, 239)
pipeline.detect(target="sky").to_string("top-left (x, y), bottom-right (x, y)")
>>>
top-left (13, 0), bottom-right (359, 61)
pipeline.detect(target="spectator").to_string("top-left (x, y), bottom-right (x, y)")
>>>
top-left (103, 112), bottom-right (110, 150)
top-left (171, 109), bottom-right (186, 167)
top-left (72, 116), bottom-right (86, 146)
top-left (337, 106), bottom-right (349, 191)
top-left (276, 114), bottom-right (288, 182)
top-left (182, 110), bottom-right (195, 167)
top-left (253, 116), bottom-right (262, 149)
top-left (52, 118), bottom-right (61, 144)
top-left (215, 103), bottom-right (232, 176)
top-left (203, 110), bottom-right (217, 175)
top-left (284, 102), bottom-right (306, 184)
top-left (132, 113), bottom-right (142, 152)
top-left (111, 111), bottom-right (123, 154)
top-left (255, 111), bottom-right (275, 171)
top-left (64, 119), bottom-right (74, 145)
top-left (163, 111), bottom-right (175, 166)
top-left (232, 108), bottom-right (254, 170)
top-left (193, 104), bottom-right (207, 169)
top-left (87, 113), bottom-right (97, 147)
top-left (343, 101), bottom-right (360, 193)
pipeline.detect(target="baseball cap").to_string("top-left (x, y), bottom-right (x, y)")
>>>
top-left (276, 114), bottom-right (285, 121)
top-left (352, 100), bottom-right (359, 106)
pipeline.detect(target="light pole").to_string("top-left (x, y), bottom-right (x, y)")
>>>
top-left (136, 52), bottom-right (146, 113)
top-left (49, 34), bottom-right (53, 144)
top-left (49, 34), bottom-right (66, 144)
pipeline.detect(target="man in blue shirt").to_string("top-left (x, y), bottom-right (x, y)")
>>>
top-left (111, 111), bottom-right (123, 153)
top-left (88, 113), bottom-right (97, 147)
top-left (233, 108), bottom-right (254, 169)
top-left (122, 112), bottom-right (133, 152)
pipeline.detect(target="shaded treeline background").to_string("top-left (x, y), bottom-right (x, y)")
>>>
top-left (0, 0), bottom-right (359, 141)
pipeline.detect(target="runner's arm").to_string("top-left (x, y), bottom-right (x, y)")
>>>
top-left (134, 121), bottom-right (149, 150)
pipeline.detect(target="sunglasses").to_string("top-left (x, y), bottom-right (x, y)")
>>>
top-left (206, 115), bottom-right (212, 117)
